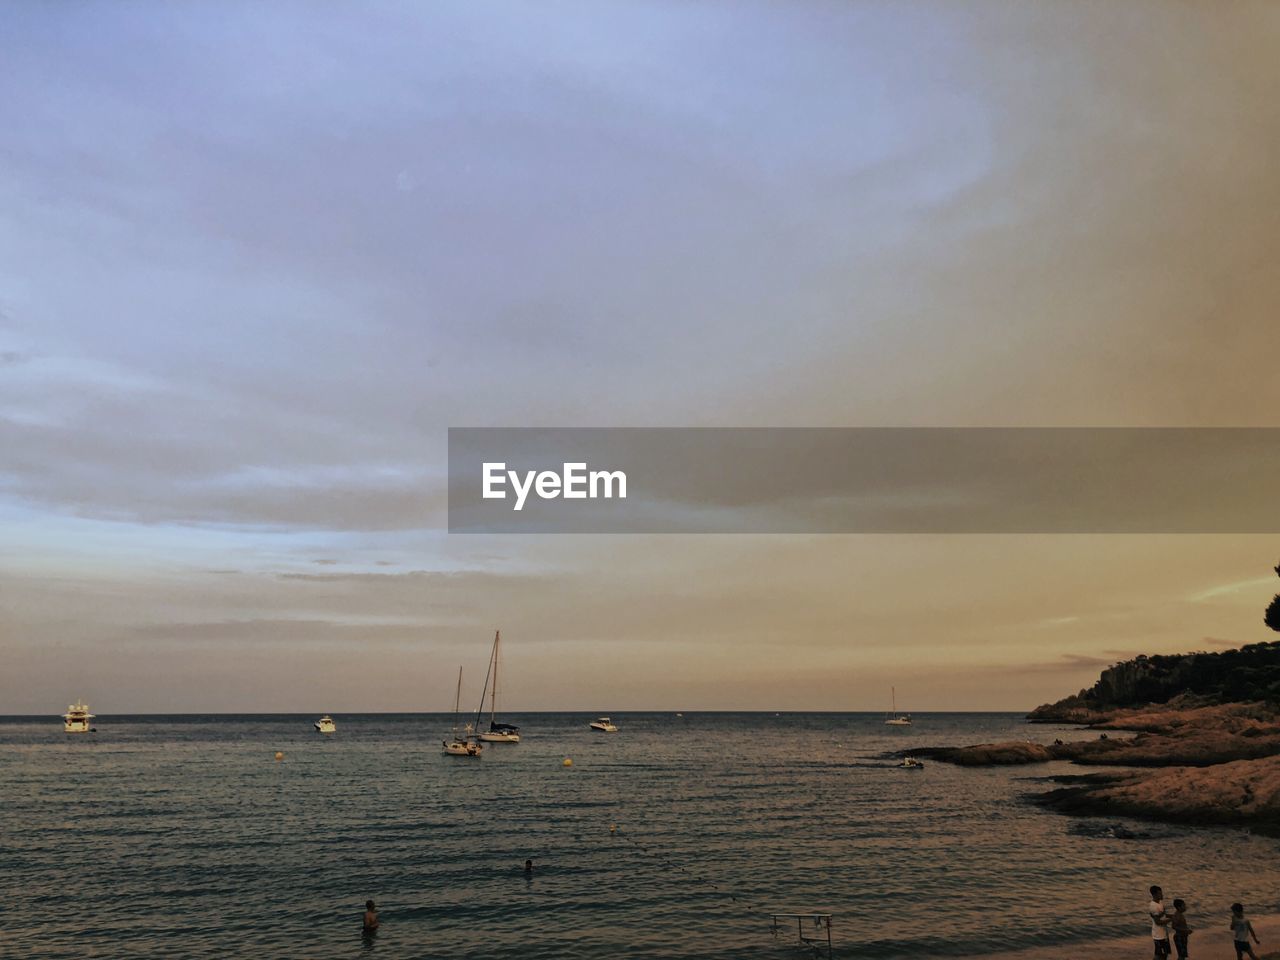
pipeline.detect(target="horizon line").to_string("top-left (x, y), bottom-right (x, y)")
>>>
top-left (2, 708), bottom-right (1038, 717)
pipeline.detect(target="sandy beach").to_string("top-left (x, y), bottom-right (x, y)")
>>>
top-left (983, 914), bottom-right (1279, 960)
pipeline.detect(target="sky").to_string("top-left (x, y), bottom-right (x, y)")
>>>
top-left (2, 1), bottom-right (1279, 713)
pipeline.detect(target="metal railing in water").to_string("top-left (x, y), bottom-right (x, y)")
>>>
top-left (769, 913), bottom-right (833, 958)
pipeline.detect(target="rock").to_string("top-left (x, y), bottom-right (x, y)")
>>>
top-left (1065, 820), bottom-right (1169, 840)
top-left (927, 700), bottom-right (1280, 771)
top-left (1091, 699), bottom-right (1279, 735)
top-left (946, 641), bottom-right (1280, 832)
top-left (1054, 728), bottom-right (1280, 768)
top-left (1035, 755), bottom-right (1280, 835)
top-left (910, 741), bottom-right (1057, 766)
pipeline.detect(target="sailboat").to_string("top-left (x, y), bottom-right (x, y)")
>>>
top-left (476, 631), bottom-right (520, 743)
top-left (884, 686), bottom-right (912, 726)
top-left (442, 666), bottom-right (482, 757)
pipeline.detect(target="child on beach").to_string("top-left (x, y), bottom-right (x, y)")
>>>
top-left (1170, 899), bottom-right (1192, 960)
top-left (1149, 886), bottom-right (1172, 959)
top-left (1231, 903), bottom-right (1261, 960)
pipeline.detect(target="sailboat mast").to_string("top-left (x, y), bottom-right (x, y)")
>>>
top-left (892, 686), bottom-right (896, 717)
top-left (453, 666), bottom-right (463, 734)
top-left (490, 631), bottom-right (500, 725)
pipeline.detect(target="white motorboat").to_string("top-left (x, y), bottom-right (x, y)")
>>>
top-left (900, 757), bottom-right (924, 769)
top-left (314, 715), bottom-right (336, 734)
top-left (884, 686), bottom-right (912, 726)
top-left (476, 630), bottom-right (520, 743)
top-left (63, 700), bottom-right (95, 733)
top-left (589, 717), bottom-right (618, 733)
top-left (442, 666), bottom-right (482, 757)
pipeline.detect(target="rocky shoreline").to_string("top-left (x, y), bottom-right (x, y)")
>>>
top-left (1031, 756), bottom-right (1280, 835)
top-left (914, 699), bottom-right (1280, 766)
top-left (908, 693), bottom-right (1280, 834)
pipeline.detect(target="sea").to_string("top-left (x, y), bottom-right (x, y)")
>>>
top-left (3, 712), bottom-right (1279, 959)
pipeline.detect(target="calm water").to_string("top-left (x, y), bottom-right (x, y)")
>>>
top-left (3, 713), bottom-right (1278, 959)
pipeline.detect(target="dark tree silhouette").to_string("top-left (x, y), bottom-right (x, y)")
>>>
top-left (1267, 561), bottom-right (1280, 633)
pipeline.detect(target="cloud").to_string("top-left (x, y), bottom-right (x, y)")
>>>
top-left (273, 569), bottom-right (541, 586)
top-left (1004, 653), bottom-right (1127, 675)
top-left (2, 1), bottom-right (1279, 711)
top-left (127, 618), bottom-right (441, 645)
top-left (1038, 616), bottom-right (1080, 628)
top-left (0, 398), bottom-right (449, 530)
top-left (1187, 577), bottom-right (1276, 603)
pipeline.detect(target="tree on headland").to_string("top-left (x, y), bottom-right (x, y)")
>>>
top-left (1267, 561), bottom-right (1280, 633)
top-left (1029, 638), bottom-right (1280, 714)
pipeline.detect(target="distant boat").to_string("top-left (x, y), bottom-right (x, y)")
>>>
top-left (314, 715), bottom-right (336, 734)
top-left (63, 700), bottom-right (95, 733)
top-left (589, 717), bottom-right (618, 733)
top-left (476, 631), bottom-right (520, 743)
top-left (899, 756), bottom-right (924, 769)
top-left (884, 687), bottom-right (912, 726)
top-left (443, 667), bottom-right (482, 757)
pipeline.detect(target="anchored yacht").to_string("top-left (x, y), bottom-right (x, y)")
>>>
top-left (63, 700), bottom-right (95, 733)
top-left (589, 717), bottom-right (618, 733)
top-left (476, 631), bottom-right (520, 743)
top-left (314, 715), bottom-right (336, 734)
top-left (442, 667), bottom-right (482, 757)
top-left (884, 687), bottom-right (912, 726)
top-left (443, 738), bottom-right (481, 756)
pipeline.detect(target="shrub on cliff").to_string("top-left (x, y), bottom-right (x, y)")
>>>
top-left (1266, 560), bottom-right (1280, 633)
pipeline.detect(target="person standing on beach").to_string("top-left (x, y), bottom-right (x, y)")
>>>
top-left (1149, 886), bottom-right (1172, 959)
top-left (1170, 899), bottom-right (1192, 960)
top-left (1230, 902), bottom-right (1261, 960)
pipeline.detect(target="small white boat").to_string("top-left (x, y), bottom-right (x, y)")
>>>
top-left (314, 715), bottom-right (336, 734)
top-left (442, 666), bottom-right (482, 758)
top-left (442, 737), bottom-right (482, 756)
top-left (589, 717), bottom-right (618, 733)
top-left (900, 757), bottom-right (924, 769)
top-left (63, 700), bottom-right (95, 733)
top-left (884, 686), bottom-right (912, 726)
top-left (476, 631), bottom-right (521, 743)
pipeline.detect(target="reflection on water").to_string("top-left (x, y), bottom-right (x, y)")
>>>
top-left (2, 712), bottom-right (1277, 958)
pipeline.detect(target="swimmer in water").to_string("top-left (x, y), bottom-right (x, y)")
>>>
top-left (524, 859), bottom-right (534, 876)
top-left (362, 900), bottom-right (379, 934)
